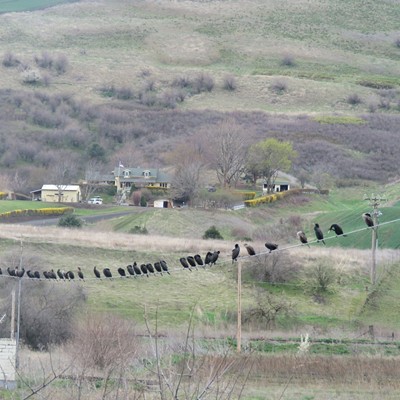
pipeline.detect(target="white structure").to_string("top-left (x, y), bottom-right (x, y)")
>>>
top-left (262, 181), bottom-right (290, 194)
top-left (0, 339), bottom-right (16, 389)
top-left (153, 199), bottom-right (171, 208)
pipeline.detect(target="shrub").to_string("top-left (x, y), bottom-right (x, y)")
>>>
top-left (193, 72), bottom-right (214, 93)
top-left (222, 74), bottom-right (237, 91)
top-left (280, 54), bottom-right (295, 67)
top-left (2, 51), bottom-right (20, 67)
top-left (302, 260), bottom-right (337, 296)
top-left (270, 79), bottom-right (288, 93)
top-left (34, 51), bottom-right (53, 69)
top-left (347, 93), bottom-right (362, 105)
top-left (58, 214), bottom-right (83, 228)
top-left (54, 54), bottom-right (68, 74)
top-left (21, 68), bottom-right (41, 84)
top-left (203, 225), bottom-right (223, 240)
top-left (129, 225), bottom-right (148, 234)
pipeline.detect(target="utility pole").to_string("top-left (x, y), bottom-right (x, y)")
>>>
top-left (363, 193), bottom-right (386, 285)
top-left (10, 290), bottom-right (15, 339)
top-left (237, 260), bottom-right (242, 353)
top-left (15, 238), bottom-right (23, 369)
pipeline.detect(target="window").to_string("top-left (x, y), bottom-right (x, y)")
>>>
top-left (143, 170), bottom-right (151, 178)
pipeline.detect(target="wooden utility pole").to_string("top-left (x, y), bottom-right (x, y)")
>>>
top-left (237, 260), bottom-right (242, 353)
top-left (363, 194), bottom-right (386, 285)
top-left (10, 289), bottom-right (15, 339)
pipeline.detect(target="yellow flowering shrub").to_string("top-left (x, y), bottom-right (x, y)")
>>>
top-left (0, 207), bottom-right (74, 219)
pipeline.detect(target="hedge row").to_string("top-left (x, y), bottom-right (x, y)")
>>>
top-left (244, 188), bottom-right (329, 207)
top-left (0, 207), bottom-right (74, 219)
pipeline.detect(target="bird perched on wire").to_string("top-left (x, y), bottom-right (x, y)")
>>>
top-left (160, 260), bottom-right (170, 275)
top-left (297, 231), bottom-right (310, 248)
top-left (127, 264), bottom-right (136, 277)
top-left (187, 256), bottom-right (198, 270)
top-left (94, 266), bottom-right (101, 279)
top-left (194, 254), bottom-right (204, 267)
top-left (133, 262), bottom-right (142, 276)
top-left (146, 263), bottom-right (155, 275)
top-left (328, 224), bottom-right (347, 237)
top-left (57, 269), bottom-right (65, 280)
top-left (204, 252), bottom-right (213, 266)
top-left (154, 261), bottom-right (162, 275)
top-left (140, 264), bottom-right (149, 277)
top-left (117, 267), bottom-right (127, 278)
top-left (65, 270), bottom-right (74, 280)
top-left (77, 267), bottom-right (84, 280)
top-left (103, 268), bottom-right (112, 279)
top-left (265, 242), bottom-right (278, 253)
top-left (314, 223), bottom-right (326, 245)
top-left (210, 251), bottom-right (220, 266)
top-left (232, 244), bottom-right (240, 263)
top-left (362, 212), bottom-right (374, 228)
top-left (180, 257), bottom-right (192, 271)
top-left (244, 244), bottom-right (256, 256)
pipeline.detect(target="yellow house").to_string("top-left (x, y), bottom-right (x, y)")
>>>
top-left (40, 184), bottom-right (81, 203)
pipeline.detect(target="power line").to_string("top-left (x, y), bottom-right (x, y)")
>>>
top-left (1, 216), bottom-right (400, 284)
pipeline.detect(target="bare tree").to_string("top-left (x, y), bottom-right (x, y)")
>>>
top-left (82, 159), bottom-right (103, 201)
top-left (48, 155), bottom-right (78, 202)
top-left (166, 139), bottom-right (207, 205)
top-left (208, 119), bottom-right (248, 188)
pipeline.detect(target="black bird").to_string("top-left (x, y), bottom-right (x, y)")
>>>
top-left (362, 212), bottom-right (374, 228)
top-left (103, 268), bottom-right (112, 279)
top-left (140, 264), bottom-right (149, 277)
top-left (127, 264), bottom-right (136, 276)
top-left (265, 242), bottom-right (278, 253)
top-left (33, 271), bottom-right (40, 279)
top-left (187, 256), bottom-right (197, 269)
top-left (146, 263), bottom-right (155, 275)
top-left (16, 267), bottom-right (25, 278)
top-left (118, 267), bottom-right (127, 278)
top-left (204, 251), bottom-right (213, 266)
top-left (232, 244), bottom-right (240, 263)
top-left (43, 271), bottom-right (50, 279)
top-left (94, 266), bottom-right (101, 279)
top-left (27, 270), bottom-right (35, 279)
top-left (57, 269), bottom-right (65, 280)
top-left (314, 223), bottom-right (326, 245)
top-left (180, 257), bottom-right (192, 271)
top-left (0, 267), bottom-right (2, 275)
top-left (65, 270), bottom-right (74, 280)
top-left (160, 260), bottom-right (170, 275)
top-left (154, 261), bottom-right (162, 274)
top-left (244, 244), bottom-right (256, 256)
top-left (328, 224), bottom-right (347, 237)
top-left (77, 267), bottom-right (84, 280)
top-left (297, 231), bottom-right (310, 248)
top-left (210, 251), bottom-right (220, 266)
top-left (133, 262), bottom-right (142, 276)
top-left (7, 267), bottom-right (16, 277)
top-left (194, 254), bottom-right (204, 266)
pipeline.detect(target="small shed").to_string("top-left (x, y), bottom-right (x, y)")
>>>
top-left (262, 181), bottom-right (290, 194)
top-left (40, 185), bottom-right (81, 203)
top-left (153, 199), bottom-right (172, 208)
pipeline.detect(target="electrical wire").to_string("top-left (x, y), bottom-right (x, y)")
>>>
top-left (1, 217), bottom-right (400, 284)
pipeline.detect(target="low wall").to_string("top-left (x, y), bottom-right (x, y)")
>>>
top-left (0, 339), bottom-right (16, 389)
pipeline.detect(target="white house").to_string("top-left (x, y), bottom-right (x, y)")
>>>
top-left (262, 181), bottom-right (290, 194)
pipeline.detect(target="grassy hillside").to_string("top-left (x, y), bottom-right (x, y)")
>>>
top-left (0, 0), bottom-right (399, 114)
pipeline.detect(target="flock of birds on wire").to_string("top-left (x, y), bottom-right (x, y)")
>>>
top-left (0, 213), bottom-right (376, 282)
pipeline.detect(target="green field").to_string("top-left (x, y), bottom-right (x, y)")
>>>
top-left (0, 0), bottom-right (75, 13)
top-left (0, 0), bottom-right (399, 114)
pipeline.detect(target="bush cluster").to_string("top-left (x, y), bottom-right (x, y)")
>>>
top-left (203, 225), bottom-right (223, 240)
top-left (0, 207), bottom-right (73, 220)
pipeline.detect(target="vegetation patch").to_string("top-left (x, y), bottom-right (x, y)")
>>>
top-left (313, 115), bottom-right (366, 125)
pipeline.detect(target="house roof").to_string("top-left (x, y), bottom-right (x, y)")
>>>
top-left (114, 167), bottom-right (171, 182)
top-left (41, 185), bottom-right (81, 191)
